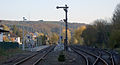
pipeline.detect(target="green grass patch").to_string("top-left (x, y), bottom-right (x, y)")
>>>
top-left (0, 48), bottom-right (24, 56)
top-left (0, 48), bottom-right (25, 63)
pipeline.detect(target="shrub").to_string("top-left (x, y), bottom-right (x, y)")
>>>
top-left (58, 51), bottom-right (65, 62)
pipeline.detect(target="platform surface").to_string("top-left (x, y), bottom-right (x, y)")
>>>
top-left (26, 45), bottom-right (49, 51)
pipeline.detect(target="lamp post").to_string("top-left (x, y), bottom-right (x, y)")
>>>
top-left (22, 17), bottom-right (27, 50)
top-left (56, 5), bottom-right (69, 51)
top-left (59, 20), bottom-right (63, 44)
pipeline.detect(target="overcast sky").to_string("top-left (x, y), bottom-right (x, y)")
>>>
top-left (0, 0), bottom-right (119, 24)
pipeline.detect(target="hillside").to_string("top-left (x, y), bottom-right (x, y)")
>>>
top-left (0, 20), bottom-right (86, 35)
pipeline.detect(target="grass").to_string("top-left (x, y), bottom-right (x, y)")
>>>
top-left (0, 48), bottom-right (25, 63)
top-left (0, 48), bottom-right (24, 56)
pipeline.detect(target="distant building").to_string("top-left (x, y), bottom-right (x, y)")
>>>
top-left (15, 37), bottom-right (21, 44)
top-left (0, 25), bottom-right (9, 42)
top-left (0, 25), bottom-right (3, 42)
top-left (9, 32), bottom-right (21, 44)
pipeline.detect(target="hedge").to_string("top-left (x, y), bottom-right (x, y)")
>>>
top-left (0, 42), bottom-right (19, 50)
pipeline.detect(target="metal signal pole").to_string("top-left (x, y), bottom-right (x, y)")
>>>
top-left (56, 5), bottom-right (69, 51)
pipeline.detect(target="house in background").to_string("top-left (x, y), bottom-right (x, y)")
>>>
top-left (0, 25), bottom-right (9, 42)
top-left (0, 24), bottom-right (21, 43)
top-left (10, 32), bottom-right (21, 44)
top-left (0, 25), bottom-right (3, 42)
top-left (15, 37), bottom-right (21, 44)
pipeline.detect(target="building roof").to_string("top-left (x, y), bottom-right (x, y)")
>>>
top-left (0, 25), bottom-right (4, 27)
top-left (10, 32), bottom-right (17, 37)
top-left (0, 29), bottom-right (9, 32)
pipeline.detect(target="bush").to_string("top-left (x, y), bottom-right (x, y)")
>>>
top-left (58, 51), bottom-right (65, 62)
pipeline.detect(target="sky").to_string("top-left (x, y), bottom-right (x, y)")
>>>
top-left (0, 0), bottom-right (119, 24)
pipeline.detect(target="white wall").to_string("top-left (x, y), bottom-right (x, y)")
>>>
top-left (0, 27), bottom-right (3, 42)
top-left (0, 33), bottom-right (3, 42)
top-left (15, 37), bottom-right (22, 44)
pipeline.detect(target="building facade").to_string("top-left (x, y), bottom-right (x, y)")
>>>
top-left (0, 26), bottom-right (3, 42)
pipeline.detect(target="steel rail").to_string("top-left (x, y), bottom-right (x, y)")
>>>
top-left (14, 53), bottom-right (38, 65)
top-left (13, 46), bottom-right (54, 65)
top-left (102, 50), bottom-right (115, 65)
top-left (111, 53), bottom-right (115, 65)
top-left (72, 46), bottom-right (109, 65)
top-left (93, 51), bottom-right (101, 65)
top-left (33, 46), bottom-right (55, 65)
top-left (70, 47), bottom-right (89, 65)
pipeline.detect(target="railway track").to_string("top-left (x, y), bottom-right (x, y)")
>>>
top-left (71, 47), bottom-right (89, 65)
top-left (74, 45), bottom-right (115, 65)
top-left (70, 45), bottom-right (109, 65)
top-left (100, 49), bottom-right (115, 65)
top-left (84, 46), bottom-right (115, 65)
top-left (14, 45), bottom-right (55, 65)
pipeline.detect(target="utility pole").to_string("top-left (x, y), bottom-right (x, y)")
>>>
top-left (59, 20), bottom-right (63, 44)
top-left (56, 5), bottom-right (69, 51)
top-left (22, 17), bottom-right (26, 50)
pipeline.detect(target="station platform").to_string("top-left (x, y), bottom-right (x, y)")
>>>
top-left (26, 45), bottom-right (50, 51)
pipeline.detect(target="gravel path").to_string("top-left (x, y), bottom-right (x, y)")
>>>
top-left (1, 51), bottom-right (36, 65)
top-left (38, 50), bottom-right (84, 65)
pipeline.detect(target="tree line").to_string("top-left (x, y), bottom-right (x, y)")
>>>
top-left (76, 3), bottom-right (120, 50)
top-left (2, 3), bottom-right (120, 50)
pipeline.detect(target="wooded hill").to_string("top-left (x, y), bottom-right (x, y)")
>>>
top-left (0, 20), bottom-right (86, 35)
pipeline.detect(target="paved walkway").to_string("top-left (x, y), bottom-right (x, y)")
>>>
top-left (26, 45), bottom-right (50, 51)
top-left (54, 43), bottom-right (64, 51)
